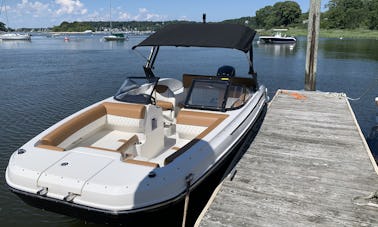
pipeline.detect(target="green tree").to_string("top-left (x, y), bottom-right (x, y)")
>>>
top-left (324, 0), bottom-right (365, 29)
top-left (0, 21), bottom-right (6, 31)
top-left (255, 6), bottom-right (275, 28)
top-left (272, 1), bottom-right (301, 26)
top-left (52, 21), bottom-right (93, 32)
top-left (255, 1), bottom-right (301, 28)
top-left (366, 0), bottom-right (378, 29)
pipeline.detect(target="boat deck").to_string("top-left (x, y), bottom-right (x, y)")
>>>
top-left (198, 90), bottom-right (378, 226)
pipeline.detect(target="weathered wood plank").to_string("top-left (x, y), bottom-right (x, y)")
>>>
top-left (199, 90), bottom-right (378, 227)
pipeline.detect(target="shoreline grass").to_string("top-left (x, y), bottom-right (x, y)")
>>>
top-left (257, 28), bottom-right (378, 39)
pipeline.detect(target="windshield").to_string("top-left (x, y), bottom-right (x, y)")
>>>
top-left (114, 77), bottom-right (159, 104)
top-left (185, 78), bottom-right (253, 111)
top-left (185, 80), bottom-right (229, 111)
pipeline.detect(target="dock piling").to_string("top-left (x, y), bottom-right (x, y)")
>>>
top-left (305, 0), bottom-right (321, 91)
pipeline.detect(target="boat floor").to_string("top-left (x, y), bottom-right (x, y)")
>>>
top-left (70, 127), bottom-right (191, 166)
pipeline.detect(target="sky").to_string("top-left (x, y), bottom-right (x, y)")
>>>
top-left (0, 0), bottom-right (330, 28)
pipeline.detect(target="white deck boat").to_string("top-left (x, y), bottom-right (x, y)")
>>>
top-left (6, 23), bottom-right (267, 223)
top-left (258, 29), bottom-right (296, 44)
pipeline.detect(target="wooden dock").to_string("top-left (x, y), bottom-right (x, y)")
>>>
top-left (198, 90), bottom-right (378, 226)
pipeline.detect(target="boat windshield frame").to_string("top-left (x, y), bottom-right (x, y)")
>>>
top-left (114, 77), bottom-right (159, 104)
top-left (185, 79), bottom-right (230, 112)
top-left (184, 78), bottom-right (252, 112)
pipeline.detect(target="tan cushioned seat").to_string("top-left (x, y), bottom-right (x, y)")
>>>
top-left (37, 102), bottom-right (146, 150)
top-left (165, 110), bottom-right (228, 165)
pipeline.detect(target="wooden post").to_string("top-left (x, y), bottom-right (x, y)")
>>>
top-left (305, 0), bottom-right (321, 91)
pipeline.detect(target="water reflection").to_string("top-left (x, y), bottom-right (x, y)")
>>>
top-left (1, 35), bottom-right (378, 225)
top-left (367, 101), bottom-right (378, 159)
top-left (255, 42), bottom-right (297, 56)
top-left (0, 39), bottom-right (32, 48)
top-left (367, 125), bottom-right (378, 161)
top-left (320, 38), bottom-right (378, 61)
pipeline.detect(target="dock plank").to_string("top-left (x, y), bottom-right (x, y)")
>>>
top-left (199, 90), bottom-right (378, 226)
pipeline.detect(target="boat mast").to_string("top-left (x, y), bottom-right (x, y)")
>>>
top-left (109, 0), bottom-right (112, 32)
top-left (0, 0), bottom-right (9, 31)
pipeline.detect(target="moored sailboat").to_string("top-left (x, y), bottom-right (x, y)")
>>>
top-left (103, 0), bottom-right (126, 41)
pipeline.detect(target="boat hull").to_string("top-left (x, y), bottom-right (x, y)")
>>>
top-left (0, 34), bottom-right (31, 41)
top-left (104, 34), bottom-right (127, 41)
top-left (8, 99), bottom-right (267, 225)
top-left (104, 37), bottom-right (126, 41)
top-left (259, 37), bottom-right (296, 44)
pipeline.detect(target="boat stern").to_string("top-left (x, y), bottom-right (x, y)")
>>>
top-left (5, 147), bottom-right (67, 194)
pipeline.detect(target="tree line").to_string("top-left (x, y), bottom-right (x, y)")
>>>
top-left (0, 21), bottom-right (6, 31)
top-left (1, 0), bottom-right (378, 32)
top-left (322, 0), bottom-right (378, 29)
top-left (51, 20), bottom-right (193, 32)
top-left (230, 0), bottom-right (378, 30)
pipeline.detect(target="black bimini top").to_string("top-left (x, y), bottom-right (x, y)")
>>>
top-left (132, 23), bottom-right (256, 53)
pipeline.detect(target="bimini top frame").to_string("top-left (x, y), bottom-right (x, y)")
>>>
top-left (132, 23), bottom-right (257, 78)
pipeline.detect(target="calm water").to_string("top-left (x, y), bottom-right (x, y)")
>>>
top-left (1, 34), bottom-right (378, 225)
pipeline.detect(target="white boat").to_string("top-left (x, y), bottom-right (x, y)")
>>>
top-left (0, 0), bottom-right (31, 41)
top-left (103, 0), bottom-right (126, 41)
top-left (0, 33), bottom-right (31, 41)
top-left (104, 32), bottom-right (126, 41)
top-left (258, 29), bottom-right (296, 44)
top-left (5, 23), bottom-right (267, 223)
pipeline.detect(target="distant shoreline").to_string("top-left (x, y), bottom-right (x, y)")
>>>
top-left (258, 28), bottom-right (378, 39)
top-left (4, 27), bottom-right (377, 40)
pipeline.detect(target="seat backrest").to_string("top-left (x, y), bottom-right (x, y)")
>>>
top-left (104, 102), bottom-right (146, 132)
top-left (165, 110), bottom-right (228, 165)
top-left (137, 105), bottom-right (165, 159)
top-left (155, 84), bottom-right (175, 111)
top-left (38, 104), bottom-right (107, 149)
top-left (36, 102), bottom-right (146, 151)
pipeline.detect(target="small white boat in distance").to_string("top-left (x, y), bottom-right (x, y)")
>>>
top-left (103, 0), bottom-right (126, 42)
top-left (6, 23), bottom-right (268, 224)
top-left (0, 33), bottom-right (31, 41)
top-left (259, 28), bottom-right (296, 44)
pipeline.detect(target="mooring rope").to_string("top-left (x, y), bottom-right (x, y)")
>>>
top-left (347, 78), bottom-right (378, 101)
top-left (182, 173), bottom-right (193, 227)
top-left (352, 191), bottom-right (378, 208)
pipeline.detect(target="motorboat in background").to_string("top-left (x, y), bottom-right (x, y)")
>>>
top-left (6, 23), bottom-right (267, 224)
top-left (258, 28), bottom-right (296, 44)
top-left (0, 33), bottom-right (31, 41)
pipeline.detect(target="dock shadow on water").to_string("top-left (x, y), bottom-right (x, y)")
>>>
top-left (16, 106), bottom-right (267, 227)
top-left (367, 125), bottom-right (378, 162)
